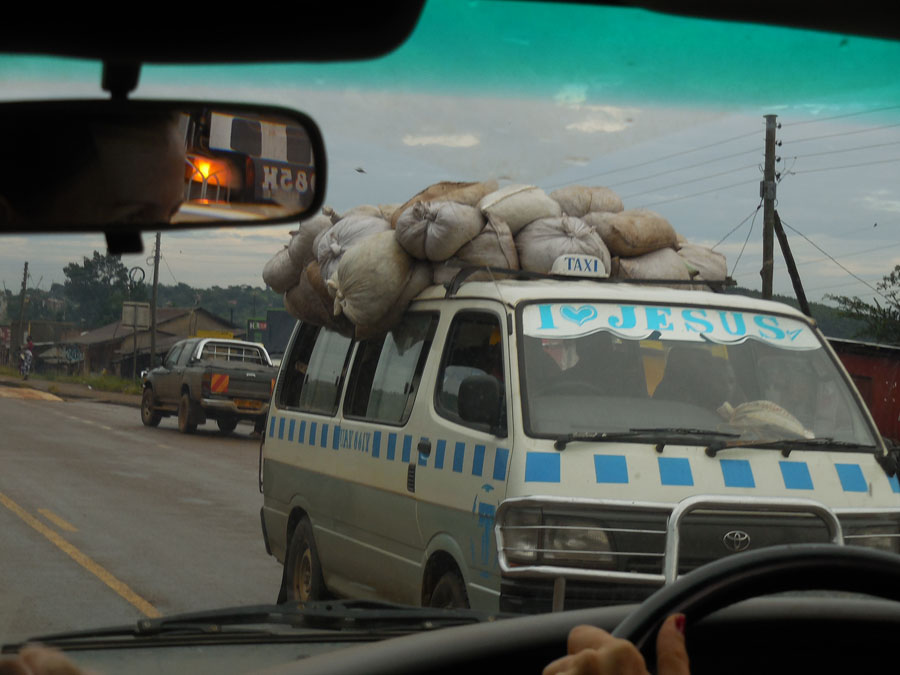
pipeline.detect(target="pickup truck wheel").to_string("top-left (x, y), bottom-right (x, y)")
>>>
top-left (428, 570), bottom-right (469, 609)
top-left (141, 388), bottom-right (161, 427)
top-left (281, 517), bottom-right (328, 605)
top-left (177, 393), bottom-right (198, 434)
top-left (216, 417), bottom-right (238, 433)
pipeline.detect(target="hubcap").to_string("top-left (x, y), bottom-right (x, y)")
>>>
top-left (294, 548), bottom-right (313, 602)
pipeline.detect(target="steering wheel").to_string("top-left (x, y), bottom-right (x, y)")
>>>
top-left (611, 543), bottom-right (900, 652)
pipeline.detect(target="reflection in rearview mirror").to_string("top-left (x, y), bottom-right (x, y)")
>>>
top-left (0, 101), bottom-right (325, 232)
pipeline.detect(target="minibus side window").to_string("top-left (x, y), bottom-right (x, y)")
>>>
top-left (297, 328), bottom-right (354, 415)
top-left (343, 313), bottom-right (437, 425)
top-left (279, 323), bottom-right (321, 409)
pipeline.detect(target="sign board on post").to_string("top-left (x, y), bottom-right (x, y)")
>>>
top-left (122, 302), bottom-right (151, 329)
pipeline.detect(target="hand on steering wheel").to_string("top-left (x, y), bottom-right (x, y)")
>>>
top-left (543, 614), bottom-right (689, 675)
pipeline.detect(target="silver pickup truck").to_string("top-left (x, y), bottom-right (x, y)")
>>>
top-left (141, 337), bottom-right (277, 434)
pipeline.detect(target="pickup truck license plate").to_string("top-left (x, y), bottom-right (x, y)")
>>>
top-left (235, 399), bottom-right (263, 410)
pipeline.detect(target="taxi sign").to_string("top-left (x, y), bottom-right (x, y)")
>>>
top-left (550, 254), bottom-right (609, 278)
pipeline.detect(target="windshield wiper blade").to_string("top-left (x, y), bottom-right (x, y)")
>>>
top-left (6, 600), bottom-right (505, 648)
top-left (554, 428), bottom-right (739, 451)
top-left (705, 437), bottom-right (877, 458)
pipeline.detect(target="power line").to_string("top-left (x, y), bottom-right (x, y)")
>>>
top-left (789, 156), bottom-right (900, 176)
top-left (781, 105), bottom-right (900, 128)
top-left (778, 218), bottom-right (885, 298)
top-left (160, 254), bottom-right (179, 285)
top-left (620, 163), bottom-right (760, 201)
top-left (605, 147), bottom-right (761, 189)
top-left (729, 205), bottom-right (761, 277)
top-left (782, 122), bottom-right (900, 145)
top-left (633, 178), bottom-right (760, 208)
top-left (713, 201), bottom-right (763, 249)
top-left (543, 128), bottom-right (762, 189)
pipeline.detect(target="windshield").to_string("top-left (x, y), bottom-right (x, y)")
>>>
top-left (3, 0), bottom-right (900, 661)
top-left (520, 302), bottom-right (876, 445)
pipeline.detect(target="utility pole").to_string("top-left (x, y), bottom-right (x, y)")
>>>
top-left (149, 233), bottom-right (161, 367)
top-left (16, 262), bottom-right (28, 351)
top-left (761, 114), bottom-right (779, 299)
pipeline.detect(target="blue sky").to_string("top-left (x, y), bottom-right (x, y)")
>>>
top-left (2, 1), bottom-right (900, 306)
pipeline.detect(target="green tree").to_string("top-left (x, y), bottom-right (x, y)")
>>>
top-left (63, 251), bottom-right (148, 329)
top-left (827, 265), bottom-right (900, 345)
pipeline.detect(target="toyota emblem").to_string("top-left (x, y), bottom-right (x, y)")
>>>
top-left (722, 530), bottom-right (751, 552)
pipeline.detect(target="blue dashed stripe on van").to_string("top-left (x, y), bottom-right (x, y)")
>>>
top-left (372, 431), bottom-right (381, 458)
top-left (434, 440), bottom-right (447, 470)
top-left (278, 417), bottom-right (285, 440)
top-left (594, 455), bottom-right (628, 484)
top-left (332, 425), bottom-right (341, 451)
top-left (472, 445), bottom-right (486, 477)
top-left (720, 459), bottom-right (755, 488)
top-left (318, 424), bottom-right (327, 448)
top-left (780, 461), bottom-right (813, 490)
top-left (493, 448), bottom-right (509, 481)
top-left (835, 464), bottom-right (867, 492)
top-left (890, 475), bottom-right (900, 493)
top-left (287, 419), bottom-right (295, 442)
top-left (309, 422), bottom-right (317, 447)
top-left (269, 416), bottom-right (276, 438)
top-left (658, 457), bottom-right (693, 486)
top-left (387, 433), bottom-right (398, 460)
top-left (452, 442), bottom-right (466, 473)
top-left (297, 420), bottom-right (306, 444)
top-left (402, 435), bottom-right (412, 463)
top-left (525, 452), bottom-right (561, 483)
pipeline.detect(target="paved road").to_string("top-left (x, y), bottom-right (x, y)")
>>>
top-left (0, 385), bottom-right (283, 644)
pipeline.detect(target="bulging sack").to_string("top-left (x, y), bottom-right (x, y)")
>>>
top-left (329, 231), bottom-right (414, 327)
top-left (515, 215), bottom-right (610, 274)
top-left (432, 216), bottom-right (520, 284)
top-left (677, 243), bottom-right (728, 282)
top-left (315, 214), bottom-right (391, 289)
top-left (584, 209), bottom-right (677, 257)
top-left (355, 262), bottom-right (434, 340)
top-left (611, 247), bottom-right (692, 283)
top-left (284, 262), bottom-right (354, 337)
top-left (395, 201), bottom-right (486, 261)
top-left (263, 246), bottom-right (303, 294)
top-left (478, 184), bottom-right (562, 235)
top-left (550, 185), bottom-right (624, 218)
top-left (391, 180), bottom-right (498, 228)
top-left (288, 214), bottom-right (333, 271)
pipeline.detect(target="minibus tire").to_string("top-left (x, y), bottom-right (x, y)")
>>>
top-left (283, 516), bottom-right (327, 604)
top-left (428, 571), bottom-right (469, 609)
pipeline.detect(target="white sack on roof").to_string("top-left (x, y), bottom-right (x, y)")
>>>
top-left (433, 216), bottom-right (520, 285)
top-left (355, 262), bottom-right (434, 340)
top-left (478, 184), bottom-right (562, 235)
top-left (329, 231), bottom-right (413, 327)
top-left (515, 215), bottom-right (610, 274)
top-left (288, 214), bottom-right (333, 271)
top-left (550, 185), bottom-right (624, 218)
top-left (284, 262), bottom-right (355, 336)
top-left (584, 209), bottom-right (677, 257)
top-left (611, 247), bottom-right (692, 284)
top-left (315, 214), bottom-right (391, 290)
top-left (677, 243), bottom-right (728, 282)
top-left (263, 246), bottom-right (302, 294)
top-left (395, 201), bottom-right (485, 261)
top-left (391, 180), bottom-right (498, 228)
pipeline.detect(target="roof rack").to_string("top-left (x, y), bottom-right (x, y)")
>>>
top-left (443, 266), bottom-right (737, 298)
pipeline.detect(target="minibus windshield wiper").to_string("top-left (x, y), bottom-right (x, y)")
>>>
top-left (705, 437), bottom-right (877, 457)
top-left (553, 428), bottom-right (740, 451)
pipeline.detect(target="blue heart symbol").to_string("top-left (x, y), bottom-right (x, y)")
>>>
top-left (560, 305), bottom-right (597, 326)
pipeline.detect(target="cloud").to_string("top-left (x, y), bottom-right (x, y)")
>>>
top-left (859, 192), bottom-right (900, 214)
top-left (402, 134), bottom-right (480, 148)
top-left (565, 105), bottom-right (637, 134)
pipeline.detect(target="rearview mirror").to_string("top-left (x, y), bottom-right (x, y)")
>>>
top-left (0, 100), bottom-right (326, 237)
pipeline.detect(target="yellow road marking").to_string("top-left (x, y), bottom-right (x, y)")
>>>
top-left (0, 493), bottom-right (160, 618)
top-left (38, 508), bottom-right (79, 533)
top-left (0, 387), bottom-right (62, 401)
